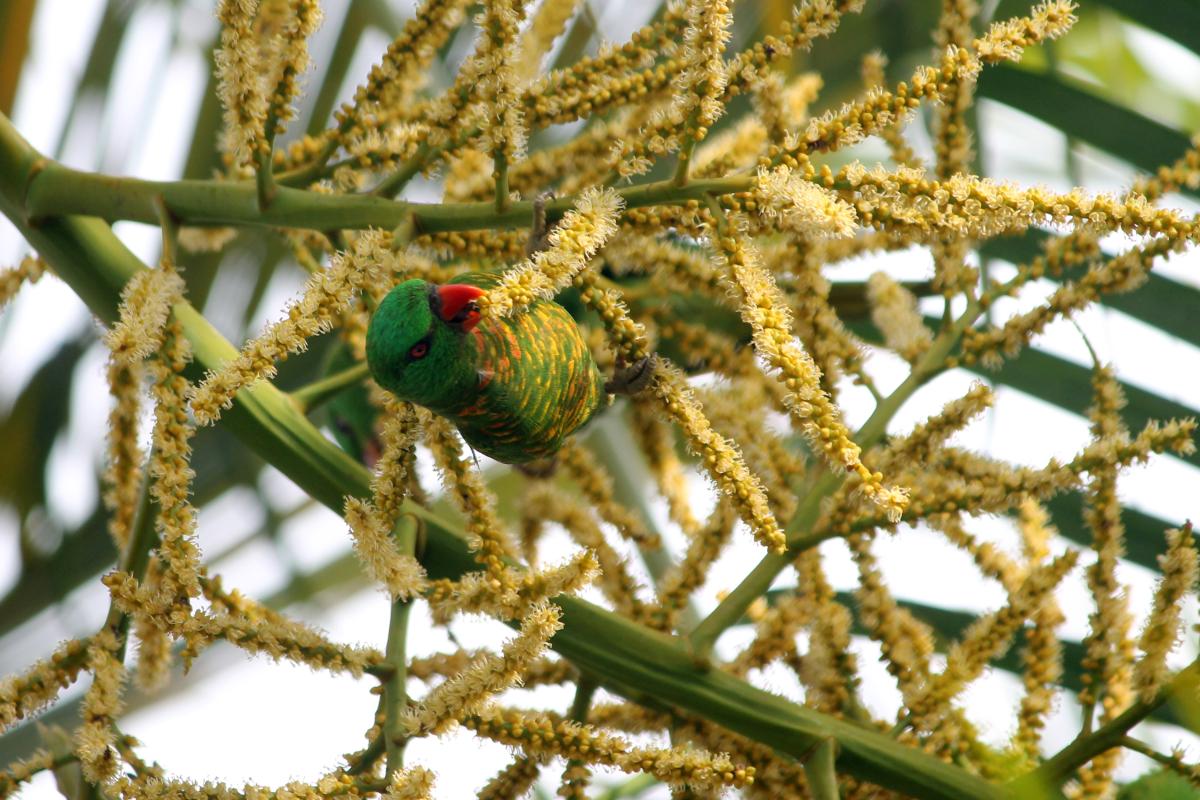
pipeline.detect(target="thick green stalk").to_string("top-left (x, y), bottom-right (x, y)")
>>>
top-left (1017, 659), bottom-right (1200, 792)
top-left (804, 738), bottom-right (841, 800)
top-left (291, 361), bottom-right (371, 413)
top-left (0, 112), bottom-right (1018, 800)
top-left (596, 774), bottom-right (657, 800)
top-left (18, 138), bottom-right (750, 235)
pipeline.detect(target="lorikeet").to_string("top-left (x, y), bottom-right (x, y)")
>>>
top-left (367, 273), bottom-right (629, 464)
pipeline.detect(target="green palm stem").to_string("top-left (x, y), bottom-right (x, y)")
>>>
top-left (672, 107), bottom-right (702, 187)
top-left (1119, 735), bottom-right (1191, 774)
top-left (19, 141), bottom-right (752, 234)
top-left (291, 361), bottom-right (371, 413)
top-left (256, 139), bottom-right (278, 210)
top-left (383, 515), bottom-right (419, 778)
top-left (686, 293), bottom-right (982, 658)
top-left (804, 738), bottom-right (841, 800)
top-left (256, 63), bottom-right (300, 209)
top-left (370, 140), bottom-right (440, 198)
top-left (106, 469), bottom-right (158, 664)
top-left (494, 151), bottom-right (510, 213)
top-left (1016, 658), bottom-right (1200, 793)
top-left (596, 774), bottom-right (657, 800)
top-left (0, 112), bottom-right (1026, 800)
top-left (558, 675), bottom-right (599, 793)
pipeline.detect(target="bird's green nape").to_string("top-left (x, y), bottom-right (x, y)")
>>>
top-left (366, 279), bottom-right (481, 414)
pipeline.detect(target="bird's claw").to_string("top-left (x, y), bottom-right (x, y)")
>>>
top-left (526, 191), bottom-right (556, 256)
top-left (605, 354), bottom-right (656, 396)
top-left (516, 456), bottom-right (558, 478)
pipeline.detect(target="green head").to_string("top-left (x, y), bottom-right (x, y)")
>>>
top-left (366, 279), bottom-right (485, 413)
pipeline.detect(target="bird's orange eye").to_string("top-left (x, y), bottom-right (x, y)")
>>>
top-left (409, 341), bottom-right (429, 360)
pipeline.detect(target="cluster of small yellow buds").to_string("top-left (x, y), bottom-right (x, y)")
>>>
top-left (885, 382), bottom-right (993, 463)
top-left (265, 0), bottom-right (323, 137)
top-left (342, 497), bottom-right (430, 601)
top-left (860, 52), bottom-right (920, 168)
top-left (479, 188), bottom-right (623, 319)
top-left (754, 165), bottom-right (858, 238)
top-left (0, 254), bottom-right (47, 312)
top-left (214, 0), bottom-right (322, 171)
top-left (0, 637), bottom-right (91, 733)
top-left (477, 756), bottom-right (543, 800)
top-left (1133, 524), bottom-right (1198, 702)
top-left (849, 533), bottom-right (934, 705)
top-left (403, 603), bottom-right (562, 736)
top-left (76, 630), bottom-right (126, 783)
top-left (522, 487), bottom-right (649, 621)
top-left (672, 0), bottom-right (734, 136)
top-left (465, 706), bottom-right (754, 789)
top-left (931, 516), bottom-right (1022, 593)
top-left (866, 270), bottom-right (933, 363)
top-left (190, 230), bottom-right (388, 426)
top-left (964, 237), bottom-right (1173, 368)
top-left (911, 551), bottom-right (1078, 731)
top-left (973, 1), bottom-right (1078, 64)
top-left (715, 226), bottom-right (908, 524)
top-left (103, 359), bottom-right (143, 552)
top-left (133, 560), bottom-right (174, 692)
top-left (334, 0), bottom-right (469, 142)
top-left (106, 265), bottom-right (186, 366)
top-left (425, 415), bottom-right (518, 576)
top-left (142, 271), bottom-right (203, 607)
top-left (104, 571), bottom-right (382, 677)
top-left (214, 0), bottom-right (267, 169)
top-left (1013, 501), bottom-right (1066, 757)
top-left (474, 1), bottom-right (528, 162)
top-left (343, 401), bottom-right (429, 600)
top-left (844, 164), bottom-right (1198, 242)
top-left (427, 549), bottom-right (598, 624)
top-left (648, 362), bottom-right (788, 553)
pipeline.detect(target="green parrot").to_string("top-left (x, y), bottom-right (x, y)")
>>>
top-left (366, 273), bottom-right (644, 464)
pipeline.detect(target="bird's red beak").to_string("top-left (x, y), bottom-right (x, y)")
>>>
top-left (436, 284), bottom-right (485, 332)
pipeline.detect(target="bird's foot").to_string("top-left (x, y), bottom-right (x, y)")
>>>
top-left (525, 192), bottom-right (556, 256)
top-left (605, 354), bottom-right (656, 396)
top-left (516, 456), bottom-right (558, 478)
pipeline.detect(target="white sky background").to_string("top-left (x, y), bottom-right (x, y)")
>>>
top-left (1, 0), bottom-right (1199, 798)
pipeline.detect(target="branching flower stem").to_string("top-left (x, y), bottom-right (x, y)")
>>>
top-left (804, 738), bottom-right (840, 800)
top-left (688, 292), bottom-right (982, 656)
top-left (21, 150), bottom-right (749, 234)
top-left (0, 118), bottom-right (1010, 799)
top-left (1015, 657), bottom-right (1200, 792)
top-left (384, 514), bottom-right (420, 778)
top-left (291, 361), bottom-right (371, 413)
top-left (105, 467), bottom-right (159, 664)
